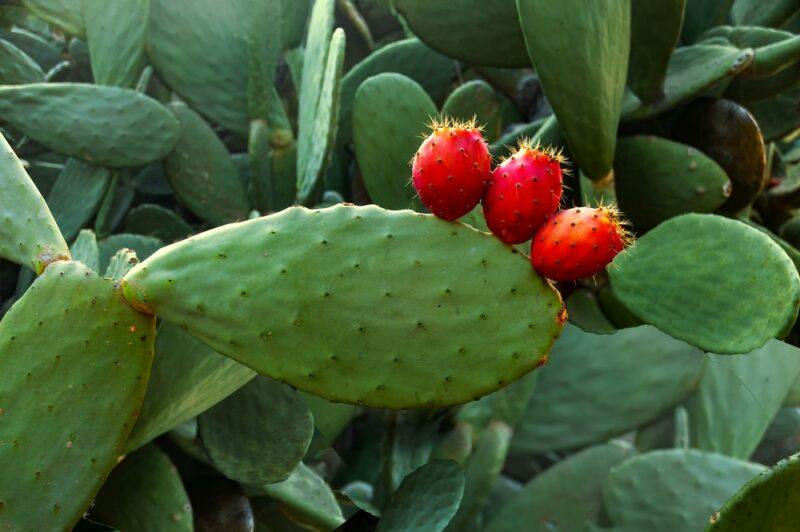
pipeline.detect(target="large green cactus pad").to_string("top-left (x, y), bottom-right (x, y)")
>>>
top-left (609, 214), bottom-right (800, 354)
top-left (512, 325), bottom-right (704, 454)
top-left (353, 73), bottom-right (433, 211)
top-left (0, 261), bottom-right (154, 530)
top-left (687, 340), bottom-right (800, 459)
top-left (0, 135), bottom-right (69, 274)
top-left (603, 449), bottom-right (764, 531)
top-left (487, 442), bottom-right (635, 532)
top-left (121, 204), bottom-right (564, 408)
top-left (81, 0), bottom-right (148, 88)
top-left (708, 454), bottom-right (800, 531)
top-left (0, 83), bottom-right (179, 167)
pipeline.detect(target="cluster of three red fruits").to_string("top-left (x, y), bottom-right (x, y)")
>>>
top-left (411, 119), bottom-right (629, 282)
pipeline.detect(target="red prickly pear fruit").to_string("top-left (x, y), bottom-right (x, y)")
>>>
top-left (411, 117), bottom-right (492, 220)
top-left (481, 141), bottom-right (565, 244)
top-left (530, 206), bottom-right (632, 282)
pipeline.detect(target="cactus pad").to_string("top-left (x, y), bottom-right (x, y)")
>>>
top-left (121, 204), bottom-right (564, 408)
top-left (81, 0), bottom-right (148, 88)
top-left (0, 38), bottom-right (44, 85)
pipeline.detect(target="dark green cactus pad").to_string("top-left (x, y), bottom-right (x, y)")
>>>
top-left (98, 233), bottom-right (163, 274)
top-left (0, 28), bottom-right (62, 71)
top-left (517, 0), bottom-right (630, 182)
top-left (20, 0), bottom-right (84, 36)
top-left (674, 98), bottom-right (767, 213)
top-left (147, 0), bottom-right (274, 135)
top-left (249, 462), bottom-right (344, 531)
top-left (614, 136), bottom-right (731, 230)
top-left (442, 80), bottom-right (503, 142)
top-left (710, 25), bottom-right (800, 78)
top-left (91, 444), bottom-right (192, 531)
top-left (565, 289), bottom-right (616, 334)
top-left (512, 325), bottom-right (704, 454)
top-left (296, 27), bottom-right (346, 204)
top-left (745, 85), bottom-right (800, 141)
top-left (687, 340), bottom-right (800, 459)
top-left (0, 261), bottom-right (154, 530)
top-left (486, 441), bottom-right (635, 532)
top-left (0, 37), bottom-right (43, 84)
top-left (751, 408), bottom-right (800, 465)
top-left (731, 0), bottom-right (799, 27)
top-left (596, 284), bottom-right (643, 329)
top-left (81, 0), bottom-right (148, 88)
top-left (339, 38), bottom-right (455, 147)
top-left (299, 391), bottom-right (358, 446)
top-left (121, 204), bottom-right (565, 408)
top-left (603, 449), bottom-right (764, 531)
top-left (682, 0), bottom-right (734, 42)
top-left (376, 460), bottom-right (464, 532)
top-left (610, 214), bottom-right (800, 354)
top-left (445, 421), bottom-right (511, 531)
top-left (708, 453), bottom-right (800, 531)
top-left (126, 323), bottom-right (255, 452)
top-left (70, 229), bottom-right (99, 272)
top-left (392, 0), bottom-right (528, 67)
top-left (94, 173), bottom-right (135, 238)
top-left (162, 102), bottom-right (251, 225)
top-left (353, 73), bottom-right (433, 210)
top-left (46, 159), bottom-right (112, 242)
top-left (628, 0), bottom-right (685, 103)
top-left (198, 376), bottom-right (313, 484)
top-left (0, 135), bottom-right (69, 274)
top-left (0, 83), bottom-right (179, 167)
top-left (125, 204), bottom-right (194, 243)
top-left (622, 44), bottom-right (754, 122)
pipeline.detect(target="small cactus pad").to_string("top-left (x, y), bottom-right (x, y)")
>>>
top-left (126, 323), bottom-right (255, 452)
top-left (0, 38), bottom-right (44, 85)
top-left (609, 214), bottom-right (800, 354)
top-left (0, 261), bottom-right (154, 530)
top-left (20, 0), bottom-right (84, 36)
top-left (0, 134), bottom-right (69, 274)
top-left (512, 325), bottom-right (704, 454)
top-left (708, 453), bottom-right (800, 530)
top-left (486, 441), bottom-right (635, 532)
top-left (46, 158), bottom-right (112, 242)
top-left (0, 83), bottom-right (180, 167)
top-left (376, 460), bottom-right (464, 532)
top-left (90, 444), bottom-right (193, 531)
top-left (687, 340), bottom-right (800, 459)
top-left (121, 204), bottom-right (564, 408)
top-left (628, 0), bottom-right (684, 103)
top-left (603, 449), bottom-right (765, 531)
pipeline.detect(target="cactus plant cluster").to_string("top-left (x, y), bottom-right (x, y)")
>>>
top-left (3, 0), bottom-right (800, 530)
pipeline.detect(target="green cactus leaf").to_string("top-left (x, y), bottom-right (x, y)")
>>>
top-left (0, 37), bottom-right (44, 84)
top-left (596, 284), bottom-right (644, 329)
top-left (565, 289), bottom-right (616, 334)
top-left (339, 38), bottom-right (456, 147)
top-left (296, 27), bottom-right (346, 204)
top-left (682, 0), bottom-right (735, 42)
top-left (91, 444), bottom-right (193, 531)
top-left (614, 136), bottom-right (731, 230)
top-left (46, 159), bottom-right (112, 242)
top-left (80, 0), bottom-right (148, 88)
top-left (98, 233), bottom-right (163, 274)
top-left (708, 453), bottom-right (800, 530)
top-left (70, 229), bottom-right (99, 272)
top-left (121, 204), bottom-right (565, 408)
top-left (442, 80), bottom-right (503, 142)
top-left (622, 44), bottom-right (754, 122)
top-left (0, 28), bottom-right (62, 71)
top-left (376, 460), bottom-right (464, 532)
top-left (610, 214), bottom-right (800, 354)
top-left (147, 0), bottom-right (279, 135)
top-left (445, 421), bottom-right (511, 532)
top-left (486, 442), bottom-right (635, 532)
top-left (20, 0), bottom-right (84, 36)
top-left (0, 83), bottom-right (179, 167)
top-left (198, 376), bottom-right (314, 484)
top-left (249, 462), bottom-right (344, 531)
top-left (93, 172), bottom-right (135, 238)
top-left (392, 0), bottom-right (528, 67)
top-left (517, 0), bottom-right (630, 182)
top-left (732, 0), bottom-right (800, 28)
top-left (512, 325), bottom-right (704, 454)
top-left (353, 73), bottom-right (433, 211)
top-left (744, 84), bottom-right (800, 141)
top-left (687, 340), bottom-right (800, 459)
top-left (245, 0), bottom-right (281, 123)
top-left (603, 449), bottom-right (764, 531)
top-left (126, 323), bottom-right (255, 452)
top-left (163, 102), bottom-right (251, 225)
top-left (628, 0), bottom-right (685, 103)
top-left (0, 135), bottom-right (69, 274)
top-left (0, 261), bottom-right (154, 530)
top-left (674, 98), bottom-right (766, 213)
top-left (125, 204), bottom-right (194, 243)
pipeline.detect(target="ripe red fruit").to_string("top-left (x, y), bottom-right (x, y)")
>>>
top-left (481, 142), bottom-right (564, 244)
top-left (530, 206), bottom-right (631, 281)
top-left (411, 118), bottom-right (492, 220)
